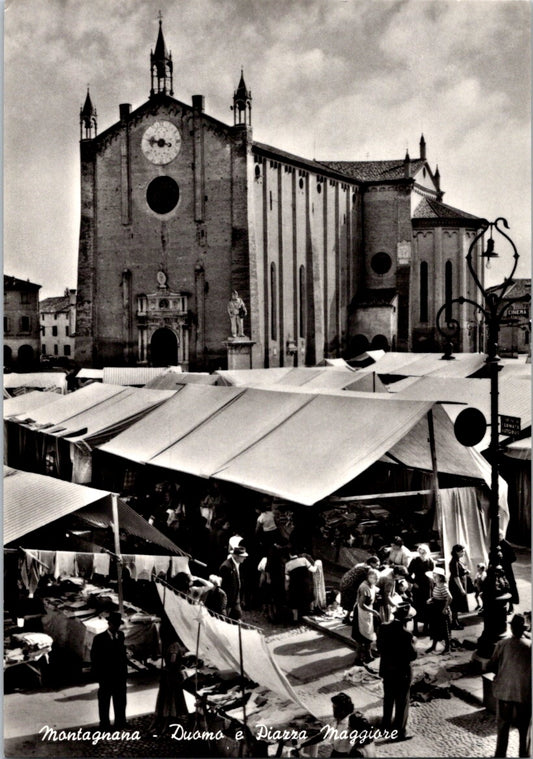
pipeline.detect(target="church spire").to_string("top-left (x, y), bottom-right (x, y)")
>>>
top-left (233, 68), bottom-right (252, 126)
top-left (80, 87), bottom-right (97, 140)
top-left (419, 133), bottom-right (426, 160)
top-left (150, 13), bottom-right (173, 99)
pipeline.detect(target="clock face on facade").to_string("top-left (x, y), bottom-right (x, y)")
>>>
top-left (141, 120), bottom-right (181, 165)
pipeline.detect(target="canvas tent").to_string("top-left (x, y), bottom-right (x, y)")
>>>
top-left (102, 366), bottom-right (176, 386)
top-left (5, 384), bottom-right (175, 483)
top-left (347, 351), bottom-right (487, 379)
top-left (3, 390), bottom-right (63, 419)
top-left (4, 466), bottom-right (184, 554)
top-left (389, 375), bottom-right (531, 449)
top-left (98, 386), bottom-right (492, 504)
top-left (4, 372), bottom-right (68, 395)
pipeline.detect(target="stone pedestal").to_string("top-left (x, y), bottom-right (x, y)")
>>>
top-left (224, 337), bottom-right (255, 370)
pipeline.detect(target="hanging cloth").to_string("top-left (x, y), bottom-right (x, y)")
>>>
top-left (312, 559), bottom-right (326, 610)
top-left (92, 552), bottom-right (111, 577)
top-left (20, 551), bottom-right (41, 595)
top-left (54, 551), bottom-right (77, 579)
top-left (153, 556), bottom-right (170, 578)
top-left (75, 552), bottom-right (94, 578)
top-left (170, 556), bottom-right (191, 577)
top-left (133, 554), bottom-right (154, 581)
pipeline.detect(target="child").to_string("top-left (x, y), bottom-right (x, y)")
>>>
top-left (474, 562), bottom-right (487, 610)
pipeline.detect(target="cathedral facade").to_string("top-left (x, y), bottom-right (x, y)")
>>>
top-left (75, 21), bottom-right (484, 370)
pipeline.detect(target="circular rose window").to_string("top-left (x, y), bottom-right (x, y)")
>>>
top-left (146, 176), bottom-right (180, 215)
top-left (371, 252), bottom-right (392, 274)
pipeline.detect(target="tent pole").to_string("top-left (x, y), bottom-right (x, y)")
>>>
top-left (427, 409), bottom-right (442, 524)
top-left (194, 620), bottom-right (201, 696)
top-left (238, 622), bottom-right (247, 730)
top-left (111, 493), bottom-right (124, 615)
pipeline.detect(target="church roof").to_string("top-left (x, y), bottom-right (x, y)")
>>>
top-left (318, 158), bottom-right (426, 181)
top-left (40, 295), bottom-right (71, 313)
top-left (412, 196), bottom-right (480, 220)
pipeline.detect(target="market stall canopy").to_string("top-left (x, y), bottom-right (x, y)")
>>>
top-left (102, 366), bottom-right (177, 386)
top-left (214, 366), bottom-right (388, 392)
top-left (45, 388), bottom-right (175, 447)
top-left (211, 395), bottom-right (488, 504)
top-left (3, 390), bottom-right (60, 419)
top-left (98, 387), bottom-right (492, 505)
top-left (149, 388), bottom-right (313, 477)
top-left (3, 466), bottom-right (185, 554)
top-left (502, 437), bottom-right (531, 461)
top-left (98, 384), bottom-right (244, 463)
top-left (10, 383), bottom-right (125, 427)
top-left (76, 368), bottom-right (104, 381)
top-left (389, 376), bottom-right (531, 450)
top-left (157, 584), bottom-right (310, 712)
top-left (4, 372), bottom-right (67, 394)
top-left (353, 352), bottom-right (487, 379)
top-left (383, 403), bottom-right (495, 478)
top-left (144, 369), bottom-right (218, 389)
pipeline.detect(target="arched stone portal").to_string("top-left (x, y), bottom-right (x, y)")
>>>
top-left (150, 328), bottom-right (178, 367)
top-left (4, 345), bottom-right (13, 368)
top-left (17, 344), bottom-right (34, 367)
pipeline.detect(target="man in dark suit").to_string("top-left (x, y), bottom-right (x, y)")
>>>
top-left (90, 611), bottom-right (128, 728)
top-left (219, 545), bottom-right (247, 620)
top-left (377, 603), bottom-right (417, 742)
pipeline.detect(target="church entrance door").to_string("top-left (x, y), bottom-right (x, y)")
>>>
top-left (150, 328), bottom-right (178, 367)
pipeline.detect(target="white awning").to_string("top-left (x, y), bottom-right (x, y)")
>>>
top-left (3, 390), bottom-right (60, 419)
top-left (12, 383), bottom-right (125, 426)
top-left (46, 388), bottom-right (175, 446)
top-left (98, 384), bottom-right (244, 463)
top-left (3, 466), bottom-right (185, 554)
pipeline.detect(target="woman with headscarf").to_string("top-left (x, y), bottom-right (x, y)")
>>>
top-left (425, 567), bottom-right (452, 654)
top-left (408, 544), bottom-right (434, 636)
top-left (448, 543), bottom-right (470, 630)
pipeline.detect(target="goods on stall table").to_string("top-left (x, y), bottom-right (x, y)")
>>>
top-left (40, 577), bottom-right (161, 664)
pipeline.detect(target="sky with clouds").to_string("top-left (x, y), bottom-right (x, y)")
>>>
top-left (4, 0), bottom-right (531, 299)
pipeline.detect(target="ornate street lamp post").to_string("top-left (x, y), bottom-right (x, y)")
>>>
top-left (436, 217), bottom-right (530, 658)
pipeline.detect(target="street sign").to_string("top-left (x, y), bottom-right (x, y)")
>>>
top-left (499, 414), bottom-right (521, 436)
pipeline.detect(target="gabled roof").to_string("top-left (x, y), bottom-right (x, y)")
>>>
top-left (4, 274), bottom-right (41, 291)
top-left (413, 196), bottom-right (480, 221)
top-left (40, 295), bottom-right (71, 313)
top-left (318, 158), bottom-right (426, 182)
top-left (486, 278), bottom-right (531, 297)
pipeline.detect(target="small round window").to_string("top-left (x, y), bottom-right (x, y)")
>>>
top-left (371, 252), bottom-right (392, 275)
top-left (146, 176), bottom-right (180, 215)
top-left (299, 177), bottom-right (304, 190)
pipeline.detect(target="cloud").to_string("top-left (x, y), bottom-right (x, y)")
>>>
top-left (4, 0), bottom-right (530, 295)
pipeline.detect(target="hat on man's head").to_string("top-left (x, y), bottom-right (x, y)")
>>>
top-left (232, 545), bottom-right (248, 557)
top-left (426, 567), bottom-right (446, 579)
top-left (331, 692), bottom-right (354, 711)
top-left (107, 611), bottom-right (123, 627)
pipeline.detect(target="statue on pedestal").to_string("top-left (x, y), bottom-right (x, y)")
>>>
top-left (227, 290), bottom-right (247, 338)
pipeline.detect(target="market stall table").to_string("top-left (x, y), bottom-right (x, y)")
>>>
top-left (41, 579), bottom-right (160, 665)
top-left (4, 631), bottom-right (53, 686)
